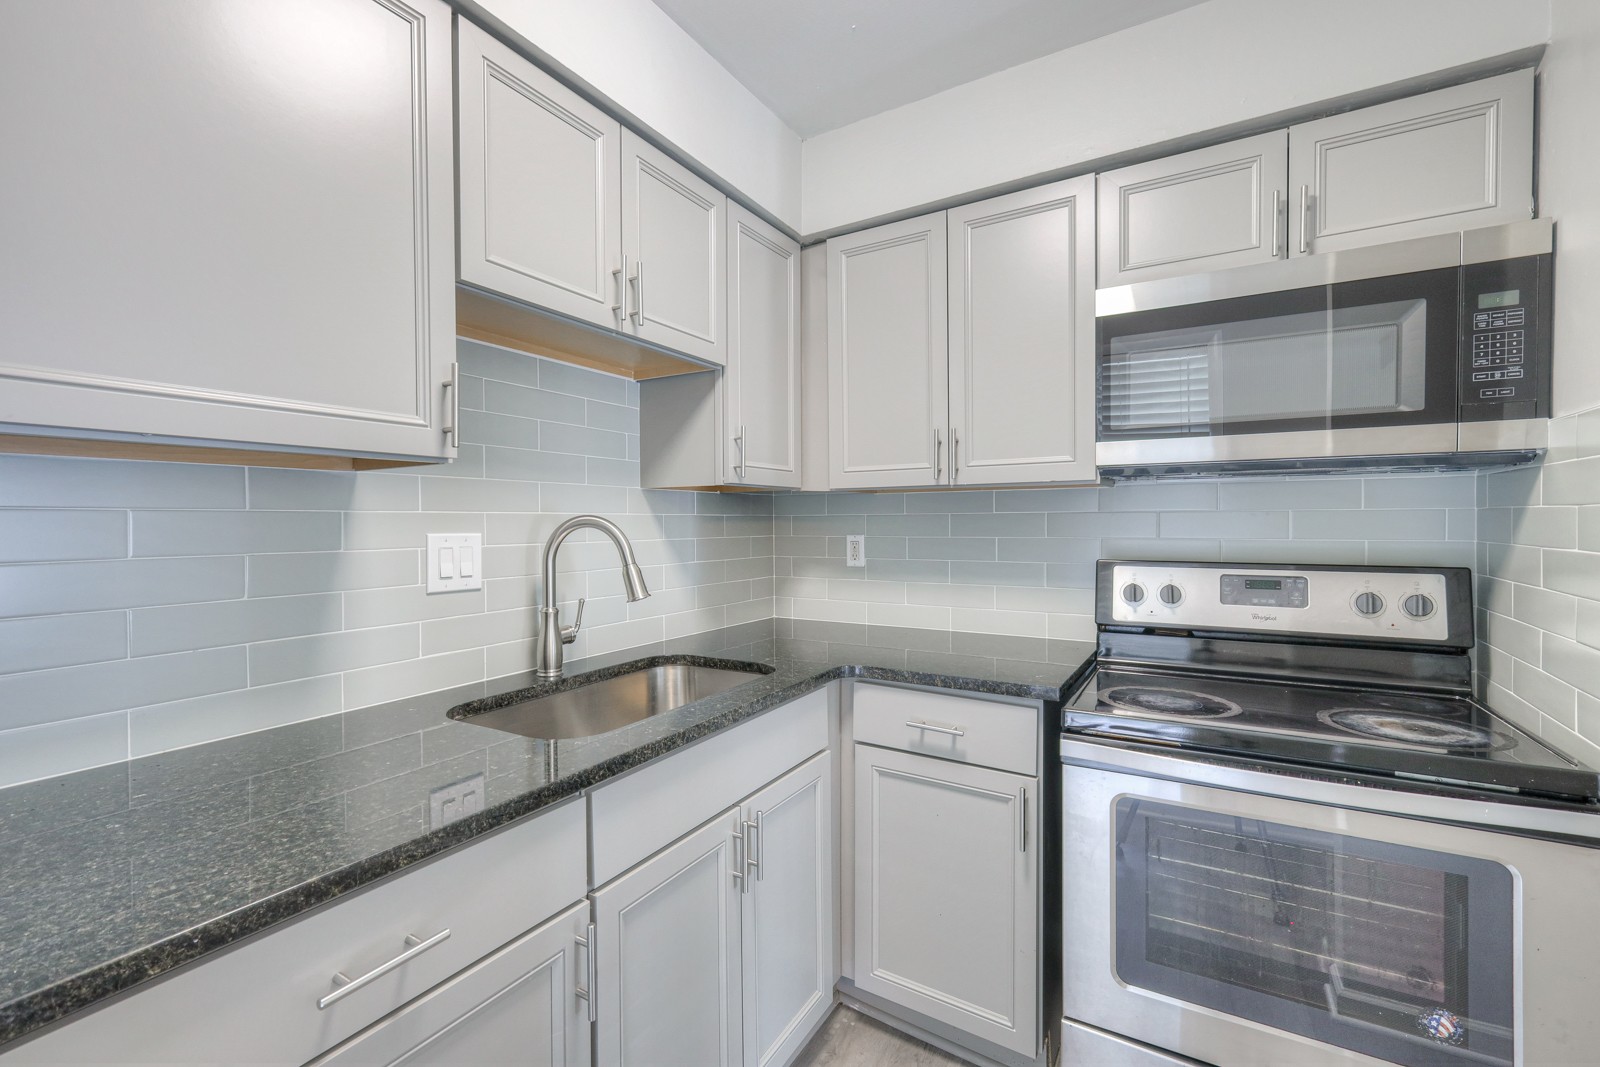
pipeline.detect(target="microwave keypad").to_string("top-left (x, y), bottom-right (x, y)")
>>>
top-left (1470, 317), bottom-right (1528, 401)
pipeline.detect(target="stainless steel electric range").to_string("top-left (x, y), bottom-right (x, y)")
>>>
top-left (1059, 560), bottom-right (1600, 1067)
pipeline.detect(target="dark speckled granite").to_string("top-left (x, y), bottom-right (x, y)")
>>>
top-left (0, 619), bottom-right (1094, 1048)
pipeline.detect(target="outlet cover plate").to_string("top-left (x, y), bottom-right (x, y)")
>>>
top-left (429, 773), bottom-right (485, 829)
top-left (846, 534), bottom-right (866, 567)
top-left (427, 533), bottom-right (483, 593)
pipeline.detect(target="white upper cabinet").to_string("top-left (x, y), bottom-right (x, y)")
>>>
top-left (948, 177), bottom-right (1096, 486)
top-left (725, 205), bottom-right (803, 487)
top-left (1097, 131), bottom-right (1289, 285)
top-left (456, 19), bottom-right (623, 332)
top-left (622, 131), bottom-right (728, 365)
top-left (1289, 69), bottom-right (1535, 256)
top-left (827, 213), bottom-right (949, 489)
top-left (0, 0), bottom-right (457, 463)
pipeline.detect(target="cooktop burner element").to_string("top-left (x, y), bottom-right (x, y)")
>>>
top-left (1101, 686), bottom-right (1242, 719)
top-left (1319, 709), bottom-right (1508, 750)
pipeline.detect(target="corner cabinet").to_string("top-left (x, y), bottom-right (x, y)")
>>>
top-left (827, 177), bottom-right (1095, 489)
top-left (1289, 68), bottom-right (1534, 256)
top-left (0, 0), bottom-right (458, 465)
top-left (640, 205), bottom-right (802, 490)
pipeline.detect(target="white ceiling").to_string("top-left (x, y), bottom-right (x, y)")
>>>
top-left (650, 0), bottom-right (1210, 137)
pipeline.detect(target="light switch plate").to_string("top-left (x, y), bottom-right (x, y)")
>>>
top-left (427, 533), bottom-right (483, 593)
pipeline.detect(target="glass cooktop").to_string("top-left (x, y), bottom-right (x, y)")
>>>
top-left (1065, 667), bottom-right (1600, 801)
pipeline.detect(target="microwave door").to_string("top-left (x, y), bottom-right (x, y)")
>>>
top-left (1097, 267), bottom-right (1461, 468)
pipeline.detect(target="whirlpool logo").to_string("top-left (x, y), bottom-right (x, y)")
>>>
top-left (1251, 612), bottom-right (1279, 622)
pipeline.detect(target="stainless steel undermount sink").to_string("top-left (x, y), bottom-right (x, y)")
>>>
top-left (449, 660), bottom-right (771, 741)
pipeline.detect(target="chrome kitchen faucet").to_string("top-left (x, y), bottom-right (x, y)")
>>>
top-left (537, 515), bottom-right (651, 680)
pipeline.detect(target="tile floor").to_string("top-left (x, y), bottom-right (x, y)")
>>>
top-left (792, 1007), bottom-right (972, 1066)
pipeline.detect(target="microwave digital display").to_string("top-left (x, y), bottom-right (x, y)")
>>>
top-left (1478, 289), bottom-right (1521, 309)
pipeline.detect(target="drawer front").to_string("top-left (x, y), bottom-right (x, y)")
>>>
top-left (589, 687), bottom-right (831, 887)
top-left (6, 799), bottom-right (587, 1066)
top-left (852, 683), bottom-right (1038, 776)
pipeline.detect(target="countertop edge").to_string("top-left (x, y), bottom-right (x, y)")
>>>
top-left (0, 653), bottom-right (1090, 1048)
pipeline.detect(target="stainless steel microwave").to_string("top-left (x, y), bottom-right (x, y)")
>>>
top-left (1094, 219), bottom-right (1553, 478)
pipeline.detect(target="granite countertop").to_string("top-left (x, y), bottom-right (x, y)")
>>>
top-left (0, 618), bottom-right (1095, 1048)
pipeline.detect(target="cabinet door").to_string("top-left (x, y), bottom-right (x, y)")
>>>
top-left (1097, 130), bottom-right (1289, 286)
top-left (853, 744), bottom-right (1037, 1058)
top-left (947, 177), bottom-right (1096, 487)
top-left (621, 130), bottom-right (727, 365)
top-left (741, 753), bottom-right (835, 1067)
top-left (725, 205), bottom-right (803, 488)
top-left (310, 902), bottom-right (591, 1067)
top-left (456, 18), bottom-right (623, 332)
top-left (593, 810), bottom-right (744, 1067)
top-left (827, 213), bottom-right (949, 489)
top-left (1289, 69), bottom-right (1534, 256)
top-left (0, 0), bottom-right (456, 461)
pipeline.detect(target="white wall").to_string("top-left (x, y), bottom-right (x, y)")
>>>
top-left (1538, 0), bottom-right (1600, 416)
top-left (469, 0), bottom-right (802, 231)
top-left (800, 0), bottom-right (1551, 236)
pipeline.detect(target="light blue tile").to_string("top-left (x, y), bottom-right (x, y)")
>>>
top-left (1101, 483), bottom-right (1216, 512)
top-left (540, 421), bottom-right (627, 458)
top-left (0, 646), bottom-right (245, 730)
top-left (949, 561), bottom-right (1045, 586)
top-left (0, 557), bottom-right (245, 617)
top-left (343, 649), bottom-right (485, 710)
top-left (132, 510), bottom-right (341, 557)
top-left (1164, 510), bottom-right (1289, 540)
top-left (539, 360), bottom-right (628, 404)
top-left (459, 409), bottom-right (540, 450)
top-left (904, 491), bottom-right (995, 513)
top-left (247, 468), bottom-right (418, 511)
top-left (951, 513), bottom-right (1047, 537)
top-left (995, 538), bottom-right (1098, 564)
top-left (250, 625), bottom-right (419, 685)
top-left (826, 493), bottom-right (907, 514)
top-left (865, 514), bottom-right (950, 536)
top-left (483, 381), bottom-right (586, 424)
top-left (0, 713), bottom-right (129, 789)
top-left (1219, 478), bottom-right (1361, 511)
top-left (131, 594), bottom-right (342, 656)
top-left (0, 612), bottom-right (127, 675)
top-left (343, 512), bottom-right (484, 551)
top-left (865, 558), bottom-right (951, 583)
top-left (344, 584), bottom-right (484, 628)
top-left (994, 487), bottom-right (1098, 512)
top-left (247, 550), bottom-right (417, 596)
top-left (586, 399), bottom-right (636, 432)
top-left (1294, 509), bottom-right (1447, 541)
top-left (1047, 511), bottom-right (1161, 538)
top-left (1542, 455), bottom-right (1600, 506)
top-left (458, 339), bottom-right (541, 388)
top-left (0, 510), bottom-right (127, 563)
top-left (420, 477), bottom-right (541, 513)
top-left (129, 676), bottom-right (343, 757)
top-left (1363, 474), bottom-right (1477, 509)
top-left (0, 455), bottom-right (245, 509)
top-left (907, 537), bottom-right (997, 561)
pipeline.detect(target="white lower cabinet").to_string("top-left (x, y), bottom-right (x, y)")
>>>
top-left (852, 743), bottom-right (1038, 1059)
top-left (312, 901), bottom-right (591, 1067)
top-left (592, 751), bottom-right (835, 1067)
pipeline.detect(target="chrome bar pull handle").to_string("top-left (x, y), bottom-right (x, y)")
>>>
top-left (733, 424), bottom-right (746, 479)
top-left (630, 259), bottom-right (644, 325)
top-left (441, 362), bottom-right (459, 447)
top-left (1298, 185), bottom-right (1311, 255)
top-left (1018, 787), bottom-right (1028, 853)
top-left (318, 929), bottom-right (451, 1010)
top-left (951, 428), bottom-right (961, 484)
top-left (743, 816), bottom-right (760, 881)
top-left (612, 254), bottom-right (629, 322)
top-left (574, 922), bottom-right (597, 1022)
top-left (731, 824), bottom-right (746, 891)
top-left (1271, 189), bottom-right (1283, 259)
top-left (933, 428), bottom-right (943, 481)
top-left (905, 719), bottom-right (965, 738)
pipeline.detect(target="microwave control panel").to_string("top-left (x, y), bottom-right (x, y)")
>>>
top-left (1460, 254), bottom-right (1551, 421)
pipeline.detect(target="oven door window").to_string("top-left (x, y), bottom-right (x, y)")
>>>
top-left (1098, 267), bottom-right (1460, 440)
top-left (1114, 798), bottom-right (1513, 1066)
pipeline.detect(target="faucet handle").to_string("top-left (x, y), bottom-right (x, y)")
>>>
top-left (560, 598), bottom-right (586, 644)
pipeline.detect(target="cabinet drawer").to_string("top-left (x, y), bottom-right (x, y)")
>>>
top-left (589, 687), bottom-right (830, 886)
top-left (852, 683), bottom-right (1038, 776)
top-left (6, 799), bottom-right (587, 1066)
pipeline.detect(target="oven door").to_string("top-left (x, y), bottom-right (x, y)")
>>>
top-left (1062, 739), bottom-right (1600, 1067)
top-left (1095, 247), bottom-right (1462, 470)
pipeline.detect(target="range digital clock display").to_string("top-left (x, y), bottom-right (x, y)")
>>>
top-left (1245, 578), bottom-right (1282, 590)
top-left (1220, 573), bottom-right (1308, 608)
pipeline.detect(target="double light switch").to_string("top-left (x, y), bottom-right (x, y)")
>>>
top-left (427, 533), bottom-right (483, 593)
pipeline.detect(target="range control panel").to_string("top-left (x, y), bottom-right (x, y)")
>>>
top-left (1101, 561), bottom-right (1463, 645)
top-left (1460, 254), bottom-right (1551, 419)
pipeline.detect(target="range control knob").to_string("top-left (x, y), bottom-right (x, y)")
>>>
top-left (1121, 582), bottom-right (1146, 606)
top-left (1402, 593), bottom-right (1436, 619)
top-left (1353, 591), bottom-right (1386, 618)
top-left (1158, 583), bottom-right (1184, 607)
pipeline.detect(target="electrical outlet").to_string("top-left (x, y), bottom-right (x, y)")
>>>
top-left (427, 533), bottom-right (482, 593)
top-left (845, 534), bottom-right (866, 568)
top-left (428, 773), bottom-right (485, 829)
